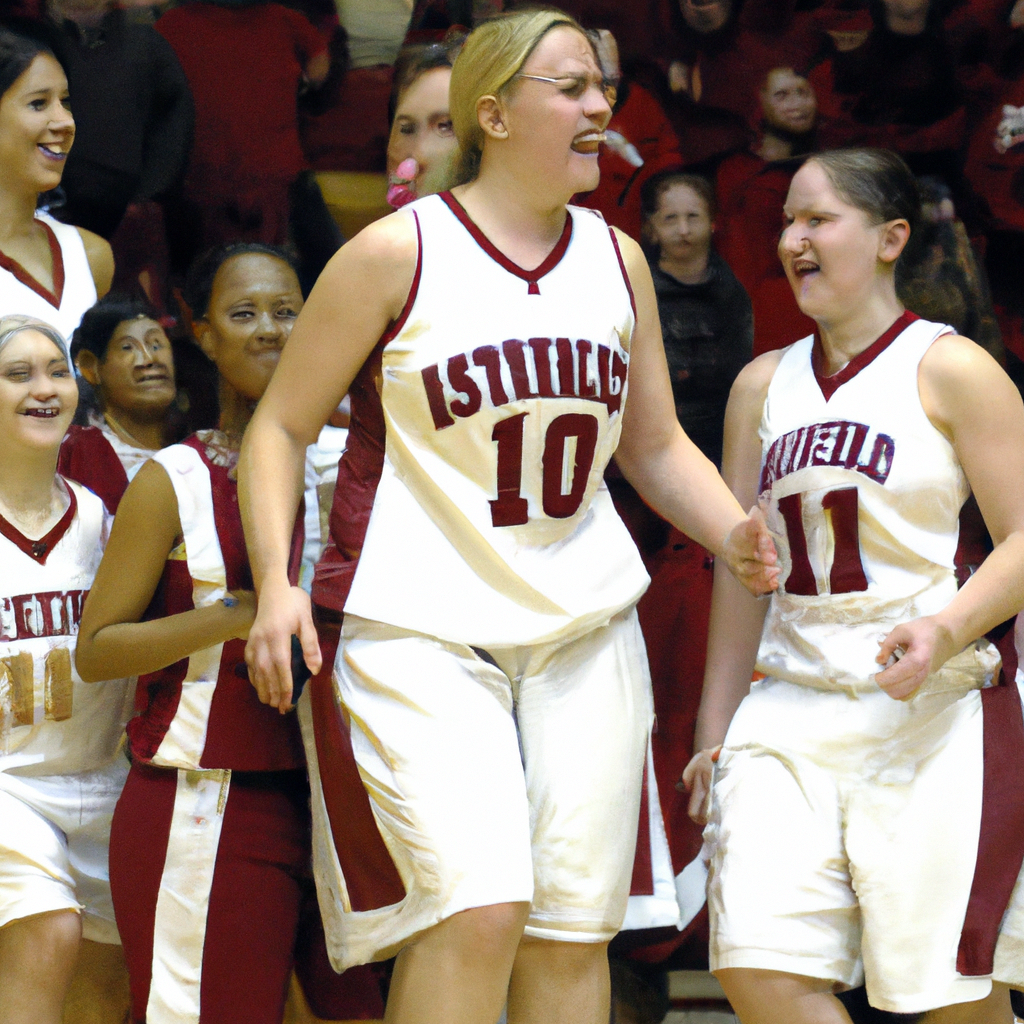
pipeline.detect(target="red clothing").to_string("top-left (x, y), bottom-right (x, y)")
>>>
top-left (715, 154), bottom-right (815, 355)
top-left (576, 83), bottom-right (682, 242)
top-left (157, 3), bottom-right (325, 184)
top-left (966, 76), bottom-right (1024, 234)
top-left (58, 425), bottom-right (129, 514)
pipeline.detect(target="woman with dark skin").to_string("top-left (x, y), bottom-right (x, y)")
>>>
top-left (58, 294), bottom-right (178, 512)
top-left (0, 28), bottom-right (113, 335)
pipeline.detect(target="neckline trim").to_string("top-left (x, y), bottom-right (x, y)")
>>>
top-left (0, 219), bottom-right (65, 310)
top-left (0, 481), bottom-right (77, 565)
top-left (812, 310), bottom-right (919, 401)
top-left (438, 191), bottom-right (573, 294)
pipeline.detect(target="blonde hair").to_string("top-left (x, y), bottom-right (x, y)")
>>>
top-left (448, 8), bottom-right (586, 186)
top-left (0, 314), bottom-right (70, 365)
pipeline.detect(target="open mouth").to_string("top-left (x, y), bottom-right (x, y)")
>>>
top-left (571, 132), bottom-right (606, 155)
top-left (793, 259), bottom-right (819, 277)
top-left (37, 144), bottom-right (67, 162)
top-left (136, 372), bottom-right (170, 383)
top-left (22, 407), bottom-right (60, 417)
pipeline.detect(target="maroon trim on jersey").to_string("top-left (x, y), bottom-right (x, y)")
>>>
top-left (438, 191), bottom-right (572, 295)
top-left (812, 310), bottom-right (919, 402)
top-left (308, 625), bottom-right (406, 912)
top-left (630, 754), bottom-right (654, 895)
top-left (58, 425), bottom-right (130, 513)
top-left (128, 436), bottom-right (304, 771)
top-left (380, 211), bottom-right (423, 347)
top-left (956, 680), bottom-right (1024, 975)
top-left (608, 227), bottom-right (637, 322)
top-left (0, 219), bottom-right (65, 309)
top-left (0, 483), bottom-right (77, 565)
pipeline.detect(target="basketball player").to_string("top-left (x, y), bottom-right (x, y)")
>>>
top-left (59, 294), bottom-right (178, 513)
top-left (684, 149), bottom-right (1024, 1023)
top-left (0, 315), bottom-right (132, 1024)
top-left (0, 29), bottom-right (113, 336)
top-left (237, 10), bottom-right (778, 1024)
top-left (75, 244), bottom-right (362, 1024)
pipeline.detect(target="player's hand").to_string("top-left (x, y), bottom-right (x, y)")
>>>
top-left (679, 745), bottom-right (721, 825)
top-left (874, 616), bottom-right (957, 701)
top-left (244, 579), bottom-right (321, 713)
top-left (721, 506), bottom-right (780, 597)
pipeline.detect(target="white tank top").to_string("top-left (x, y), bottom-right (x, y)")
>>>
top-left (756, 314), bottom-right (999, 693)
top-left (0, 212), bottom-right (98, 340)
top-left (344, 192), bottom-right (650, 646)
top-left (0, 479), bottom-right (133, 776)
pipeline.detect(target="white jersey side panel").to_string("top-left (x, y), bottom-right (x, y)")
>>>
top-left (0, 213), bottom-right (98, 340)
top-left (755, 318), bottom-right (996, 692)
top-left (0, 481), bottom-right (132, 775)
top-left (345, 196), bottom-right (649, 646)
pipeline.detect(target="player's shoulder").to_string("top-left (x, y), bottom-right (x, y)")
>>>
top-left (732, 346), bottom-right (789, 403)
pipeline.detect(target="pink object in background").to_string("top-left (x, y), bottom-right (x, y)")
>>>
top-left (387, 158), bottom-right (419, 208)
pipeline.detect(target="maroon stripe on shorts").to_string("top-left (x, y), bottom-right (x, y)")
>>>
top-left (309, 628), bottom-right (406, 912)
top-left (957, 680), bottom-right (1024, 975)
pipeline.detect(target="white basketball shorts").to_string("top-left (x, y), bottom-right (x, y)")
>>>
top-left (305, 606), bottom-right (652, 971)
top-left (0, 759), bottom-right (128, 943)
top-left (706, 674), bottom-right (997, 1015)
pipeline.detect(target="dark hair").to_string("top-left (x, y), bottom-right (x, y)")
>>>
top-left (0, 25), bottom-right (60, 99)
top-left (390, 32), bottom-right (466, 124)
top-left (640, 170), bottom-right (717, 225)
top-left (808, 148), bottom-right (920, 237)
top-left (71, 294), bottom-right (160, 361)
top-left (184, 242), bottom-right (299, 321)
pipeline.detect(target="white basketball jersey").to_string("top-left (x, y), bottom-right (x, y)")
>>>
top-left (0, 480), bottom-right (132, 776)
top-left (756, 314), bottom-right (998, 692)
top-left (0, 213), bottom-right (98, 340)
top-left (344, 193), bottom-right (649, 646)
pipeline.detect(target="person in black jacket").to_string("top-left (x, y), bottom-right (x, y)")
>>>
top-left (640, 169), bottom-right (753, 469)
top-left (45, 0), bottom-right (193, 240)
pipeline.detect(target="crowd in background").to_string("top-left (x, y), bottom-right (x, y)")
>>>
top-left (2, 1), bottom-right (1024, 1022)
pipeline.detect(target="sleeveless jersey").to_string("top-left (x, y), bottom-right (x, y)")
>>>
top-left (0, 213), bottom-right (98, 340)
top-left (755, 313), bottom-right (998, 693)
top-left (59, 419), bottom-right (158, 514)
top-left (128, 433), bottom-right (305, 771)
top-left (337, 192), bottom-right (649, 647)
top-left (0, 479), bottom-right (132, 776)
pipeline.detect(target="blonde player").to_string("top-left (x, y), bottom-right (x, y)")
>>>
top-left (0, 315), bottom-right (132, 1024)
top-left (238, 10), bottom-right (778, 1024)
top-left (684, 148), bottom-right (1024, 1023)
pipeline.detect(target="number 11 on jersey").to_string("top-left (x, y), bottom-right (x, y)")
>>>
top-left (777, 485), bottom-right (868, 596)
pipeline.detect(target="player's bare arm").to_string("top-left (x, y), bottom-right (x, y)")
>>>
top-left (78, 227), bottom-right (114, 298)
top-left (682, 350), bottom-right (784, 821)
top-left (611, 228), bottom-right (779, 597)
top-left (875, 333), bottom-right (1024, 699)
top-left (76, 460), bottom-right (255, 682)
top-left (238, 210), bottom-right (419, 709)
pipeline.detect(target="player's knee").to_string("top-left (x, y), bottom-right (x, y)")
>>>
top-left (445, 902), bottom-right (530, 962)
top-left (715, 967), bottom-right (834, 1007)
top-left (0, 909), bottom-right (82, 969)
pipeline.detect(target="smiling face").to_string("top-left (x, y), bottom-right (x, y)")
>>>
top-left (779, 160), bottom-right (900, 322)
top-left (388, 66), bottom-right (456, 198)
top-left (493, 25), bottom-right (612, 197)
top-left (0, 53), bottom-right (74, 195)
top-left (761, 68), bottom-right (816, 136)
top-left (82, 316), bottom-right (176, 421)
top-left (0, 329), bottom-right (77, 454)
top-left (195, 253), bottom-right (303, 402)
top-left (647, 182), bottom-right (714, 264)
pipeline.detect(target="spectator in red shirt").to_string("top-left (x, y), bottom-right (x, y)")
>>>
top-left (156, 0), bottom-right (341, 287)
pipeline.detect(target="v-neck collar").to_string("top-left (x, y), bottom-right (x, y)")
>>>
top-left (0, 482), bottom-right (77, 565)
top-left (0, 218), bottom-right (65, 310)
top-left (812, 310), bottom-right (919, 401)
top-left (439, 191), bottom-right (573, 295)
